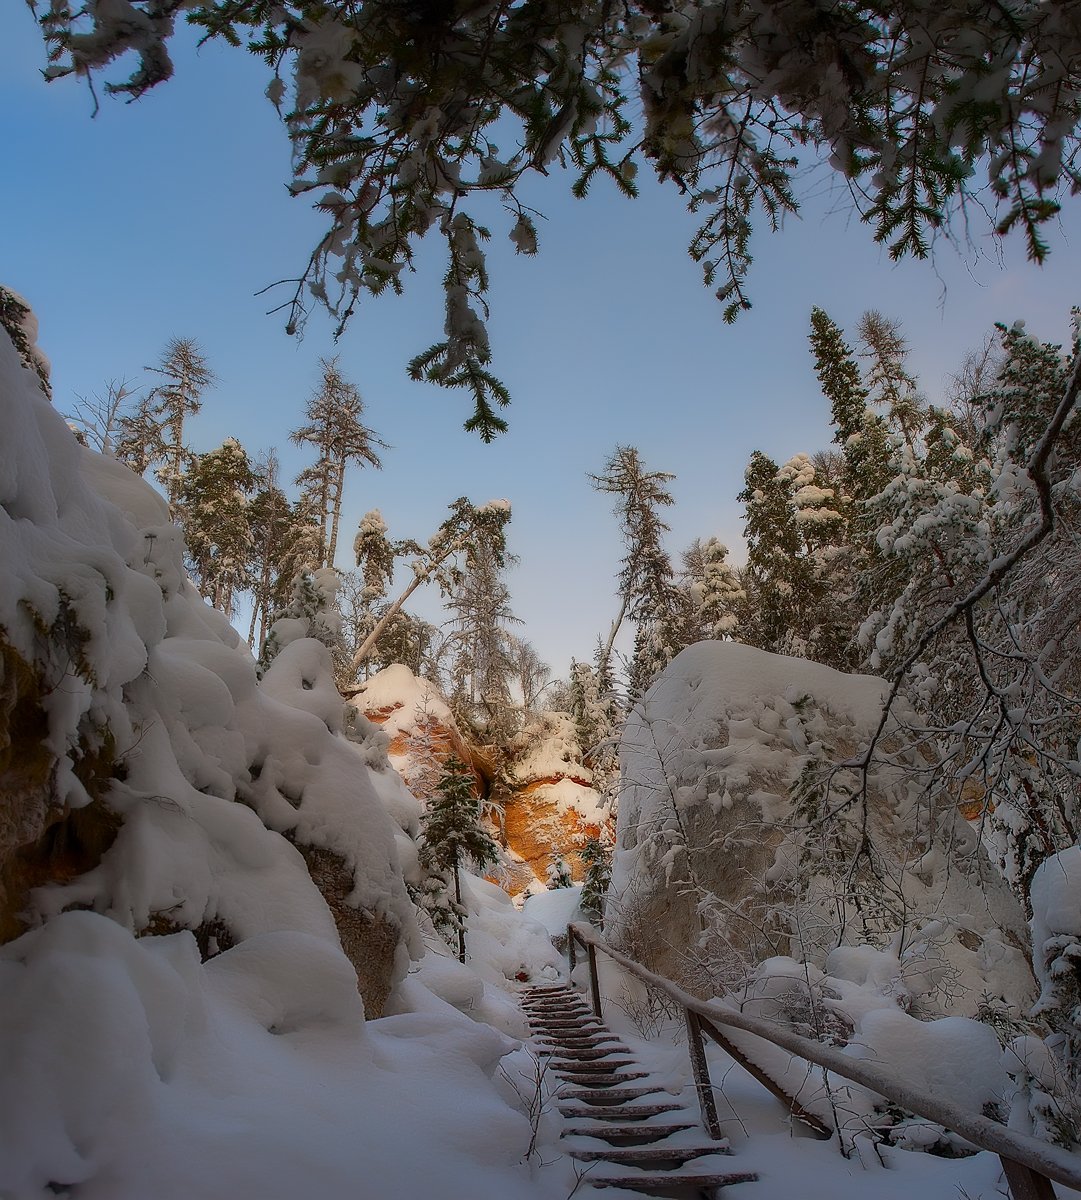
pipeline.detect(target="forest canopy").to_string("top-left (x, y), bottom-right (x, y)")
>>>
top-left (31, 0), bottom-right (1081, 435)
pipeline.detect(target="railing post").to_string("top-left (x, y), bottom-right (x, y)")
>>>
top-left (685, 1008), bottom-right (724, 1141)
top-left (1000, 1157), bottom-right (1056, 1200)
top-left (587, 942), bottom-right (602, 1018)
top-left (567, 924), bottom-right (577, 973)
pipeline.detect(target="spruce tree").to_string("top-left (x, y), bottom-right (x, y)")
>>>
top-left (578, 836), bottom-right (612, 928)
top-left (47, 1), bottom-right (1081, 439)
top-left (809, 306), bottom-right (891, 505)
top-left (810, 307), bottom-right (867, 447)
top-left (569, 654), bottom-right (621, 810)
top-left (445, 512), bottom-right (520, 740)
top-left (418, 756), bottom-right (499, 962)
top-left (681, 536), bottom-right (744, 643)
top-left (351, 509), bottom-right (399, 679)
top-left (258, 567), bottom-right (343, 674)
top-left (245, 452), bottom-right (320, 650)
top-left (591, 445), bottom-right (683, 696)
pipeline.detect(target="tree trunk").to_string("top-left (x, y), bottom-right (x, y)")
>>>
top-left (454, 866), bottom-right (465, 963)
top-left (352, 570), bottom-right (428, 670)
top-left (326, 457), bottom-right (346, 567)
top-left (602, 592), bottom-right (629, 672)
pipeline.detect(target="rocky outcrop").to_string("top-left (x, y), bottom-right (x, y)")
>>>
top-left (0, 634), bottom-right (121, 945)
top-left (0, 320), bottom-right (416, 1023)
top-left (349, 665), bottom-right (494, 798)
top-left (292, 842), bottom-right (401, 1018)
top-left (502, 711), bottom-right (612, 891)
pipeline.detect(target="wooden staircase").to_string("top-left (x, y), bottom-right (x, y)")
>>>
top-left (522, 985), bottom-right (759, 1197)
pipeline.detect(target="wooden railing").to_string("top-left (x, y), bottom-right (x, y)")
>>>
top-left (567, 922), bottom-right (1081, 1200)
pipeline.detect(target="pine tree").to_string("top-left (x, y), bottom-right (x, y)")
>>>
top-left (444, 510), bottom-right (520, 739)
top-left (858, 310), bottom-right (926, 450)
top-left (292, 357), bottom-right (385, 567)
top-left (146, 338), bottom-right (215, 508)
top-left (578, 836), bottom-right (612, 928)
top-left (175, 438), bottom-right (257, 616)
top-left (418, 756), bottom-right (499, 962)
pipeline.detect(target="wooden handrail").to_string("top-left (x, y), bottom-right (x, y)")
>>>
top-left (567, 922), bottom-right (1079, 1199)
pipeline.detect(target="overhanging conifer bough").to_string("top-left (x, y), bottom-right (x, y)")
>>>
top-left (32, 0), bottom-right (1081, 436)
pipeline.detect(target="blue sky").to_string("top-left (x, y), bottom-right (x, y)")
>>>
top-left (4, 11), bottom-right (1080, 681)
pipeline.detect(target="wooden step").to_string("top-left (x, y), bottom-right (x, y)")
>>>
top-left (557, 1087), bottom-right (666, 1104)
top-left (568, 1145), bottom-right (728, 1166)
top-left (557, 1071), bottom-right (649, 1087)
top-left (560, 1123), bottom-right (697, 1144)
top-left (537, 1045), bottom-right (630, 1059)
top-left (529, 1023), bottom-right (607, 1035)
top-left (552, 1060), bottom-right (637, 1075)
top-left (551, 1062), bottom-right (637, 1076)
top-left (534, 1027), bottom-right (617, 1039)
top-left (536, 1036), bottom-right (624, 1049)
top-left (530, 1027), bottom-right (607, 1036)
top-left (557, 1102), bottom-right (686, 1121)
top-left (587, 1170), bottom-right (759, 1194)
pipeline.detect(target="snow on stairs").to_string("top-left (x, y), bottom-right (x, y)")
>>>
top-left (522, 985), bottom-right (759, 1198)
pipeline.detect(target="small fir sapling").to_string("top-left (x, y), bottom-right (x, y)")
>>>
top-left (418, 756), bottom-right (499, 962)
top-left (258, 566), bottom-right (342, 674)
top-left (545, 856), bottom-right (573, 890)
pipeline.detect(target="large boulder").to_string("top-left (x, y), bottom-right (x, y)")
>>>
top-left (608, 642), bottom-right (1034, 1014)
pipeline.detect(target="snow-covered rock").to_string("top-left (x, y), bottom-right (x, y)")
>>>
top-left (608, 641), bottom-right (1033, 1015)
top-left (0, 322), bottom-right (416, 1017)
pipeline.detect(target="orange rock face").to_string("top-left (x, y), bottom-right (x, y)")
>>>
top-left (361, 701), bottom-right (493, 799)
top-left (502, 781), bottom-right (609, 886)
